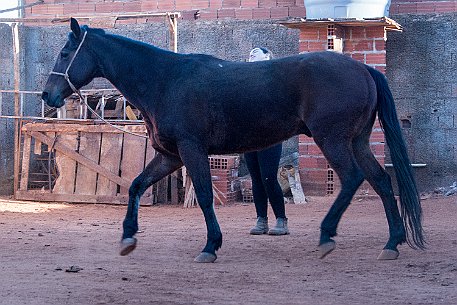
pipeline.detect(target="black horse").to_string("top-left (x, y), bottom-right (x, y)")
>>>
top-left (42, 19), bottom-right (424, 263)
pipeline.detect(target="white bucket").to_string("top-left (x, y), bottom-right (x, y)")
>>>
top-left (304, 0), bottom-right (391, 19)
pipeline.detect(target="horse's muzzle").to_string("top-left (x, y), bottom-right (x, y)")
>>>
top-left (41, 91), bottom-right (64, 108)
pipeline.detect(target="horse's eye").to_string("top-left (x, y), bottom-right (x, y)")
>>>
top-left (61, 51), bottom-right (70, 58)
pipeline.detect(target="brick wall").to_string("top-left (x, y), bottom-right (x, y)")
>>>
top-left (390, 1), bottom-right (457, 14)
top-left (22, 1), bottom-right (457, 21)
top-left (23, 0), bottom-right (306, 21)
top-left (297, 23), bottom-right (387, 195)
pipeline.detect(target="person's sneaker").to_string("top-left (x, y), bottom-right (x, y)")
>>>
top-left (249, 217), bottom-right (269, 235)
top-left (268, 217), bottom-right (289, 235)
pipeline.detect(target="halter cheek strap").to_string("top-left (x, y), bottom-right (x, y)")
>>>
top-left (50, 30), bottom-right (88, 98)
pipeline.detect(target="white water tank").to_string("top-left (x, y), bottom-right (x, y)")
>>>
top-left (304, 0), bottom-right (391, 19)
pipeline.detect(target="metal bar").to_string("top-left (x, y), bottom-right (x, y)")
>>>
top-left (123, 97), bottom-right (126, 120)
top-left (101, 95), bottom-right (105, 119)
top-left (384, 163), bottom-right (427, 168)
top-left (0, 92), bottom-right (2, 116)
top-left (20, 92), bottom-right (24, 116)
top-left (84, 95), bottom-right (88, 119)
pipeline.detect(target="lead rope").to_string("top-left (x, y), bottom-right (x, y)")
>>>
top-left (49, 30), bottom-right (148, 139)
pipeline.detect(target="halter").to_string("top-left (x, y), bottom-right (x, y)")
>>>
top-left (50, 30), bottom-right (88, 99)
top-left (48, 30), bottom-right (148, 139)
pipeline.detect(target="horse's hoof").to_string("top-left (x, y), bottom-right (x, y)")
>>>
top-left (120, 238), bottom-right (137, 256)
top-left (377, 249), bottom-right (399, 260)
top-left (318, 241), bottom-right (336, 259)
top-left (194, 252), bottom-right (217, 263)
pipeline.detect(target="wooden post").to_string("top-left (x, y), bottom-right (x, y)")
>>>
top-left (167, 14), bottom-right (178, 53)
top-left (12, 23), bottom-right (21, 196)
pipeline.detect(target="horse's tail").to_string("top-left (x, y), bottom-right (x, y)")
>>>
top-left (366, 66), bottom-right (425, 250)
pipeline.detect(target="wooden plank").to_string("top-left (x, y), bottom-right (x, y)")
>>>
top-left (30, 131), bottom-right (131, 189)
top-left (19, 135), bottom-right (32, 191)
top-left (45, 132), bottom-right (56, 152)
top-left (75, 132), bottom-right (101, 195)
top-left (142, 144), bottom-right (156, 204)
top-left (22, 122), bottom-right (147, 134)
top-left (287, 167), bottom-right (307, 204)
top-left (170, 174), bottom-right (178, 204)
top-left (52, 132), bottom-right (78, 194)
top-left (97, 132), bottom-right (123, 196)
top-left (120, 133), bottom-right (147, 194)
top-left (33, 138), bottom-right (42, 155)
top-left (15, 190), bottom-right (151, 206)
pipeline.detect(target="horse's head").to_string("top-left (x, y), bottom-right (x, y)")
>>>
top-left (42, 18), bottom-right (98, 108)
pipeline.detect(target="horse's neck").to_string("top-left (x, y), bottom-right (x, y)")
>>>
top-left (93, 34), bottom-right (173, 103)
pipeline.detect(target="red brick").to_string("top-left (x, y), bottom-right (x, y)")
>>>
top-left (241, 0), bottom-right (258, 8)
top-left (299, 27), bottom-right (322, 41)
top-left (344, 39), bottom-right (373, 52)
top-left (209, 0), bottom-right (223, 9)
top-left (95, 2), bottom-right (124, 14)
top-left (176, 1), bottom-right (193, 10)
top-left (218, 8), bottom-right (236, 18)
top-left (222, 0), bottom-right (241, 8)
top-left (349, 27), bottom-right (365, 40)
top-left (277, 0), bottom-right (296, 7)
top-left (63, 3), bottom-right (78, 15)
top-left (307, 41), bottom-right (327, 52)
top-left (365, 53), bottom-right (386, 65)
top-left (47, 4), bottom-right (64, 15)
top-left (258, 0), bottom-right (276, 8)
top-left (192, 0), bottom-right (210, 9)
top-left (31, 4), bottom-right (48, 15)
top-left (158, 0), bottom-right (175, 10)
top-left (365, 27), bottom-right (385, 39)
top-left (141, 1), bottom-right (158, 12)
top-left (299, 157), bottom-right (320, 169)
top-left (305, 143), bottom-right (324, 155)
top-left (435, 2), bottom-right (457, 13)
top-left (199, 9), bottom-right (218, 19)
top-left (396, 3), bottom-right (417, 14)
top-left (252, 7), bottom-right (270, 18)
top-left (350, 53), bottom-right (365, 63)
top-left (374, 39), bottom-right (386, 52)
top-left (416, 2), bottom-right (436, 13)
top-left (77, 3), bottom-right (96, 14)
top-left (288, 6), bottom-right (306, 17)
top-left (298, 134), bottom-right (314, 143)
top-left (122, 1), bottom-right (142, 13)
top-left (270, 7), bottom-right (288, 19)
top-left (235, 8), bottom-right (253, 19)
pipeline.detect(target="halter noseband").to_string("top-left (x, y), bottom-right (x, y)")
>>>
top-left (50, 30), bottom-right (88, 98)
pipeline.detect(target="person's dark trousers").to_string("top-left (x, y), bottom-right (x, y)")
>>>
top-left (244, 143), bottom-right (285, 219)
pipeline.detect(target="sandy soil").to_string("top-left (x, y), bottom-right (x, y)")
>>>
top-left (0, 195), bottom-right (456, 305)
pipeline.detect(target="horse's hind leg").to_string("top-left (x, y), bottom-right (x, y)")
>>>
top-left (314, 137), bottom-right (365, 258)
top-left (352, 134), bottom-right (406, 260)
top-left (120, 152), bottom-right (183, 256)
top-left (178, 142), bottom-right (222, 263)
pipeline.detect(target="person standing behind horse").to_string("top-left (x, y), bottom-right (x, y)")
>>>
top-left (245, 47), bottom-right (289, 235)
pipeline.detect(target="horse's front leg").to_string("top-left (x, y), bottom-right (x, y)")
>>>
top-left (120, 152), bottom-right (182, 256)
top-left (178, 142), bottom-right (222, 263)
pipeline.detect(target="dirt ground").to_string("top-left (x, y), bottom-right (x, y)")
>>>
top-left (0, 195), bottom-right (456, 305)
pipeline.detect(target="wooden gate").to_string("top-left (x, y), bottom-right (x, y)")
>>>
top-left (16, 121), bottom-right (181, 205)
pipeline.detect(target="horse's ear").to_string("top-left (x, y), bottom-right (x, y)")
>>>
top-left (70, 18), bottom-right (81, 39)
